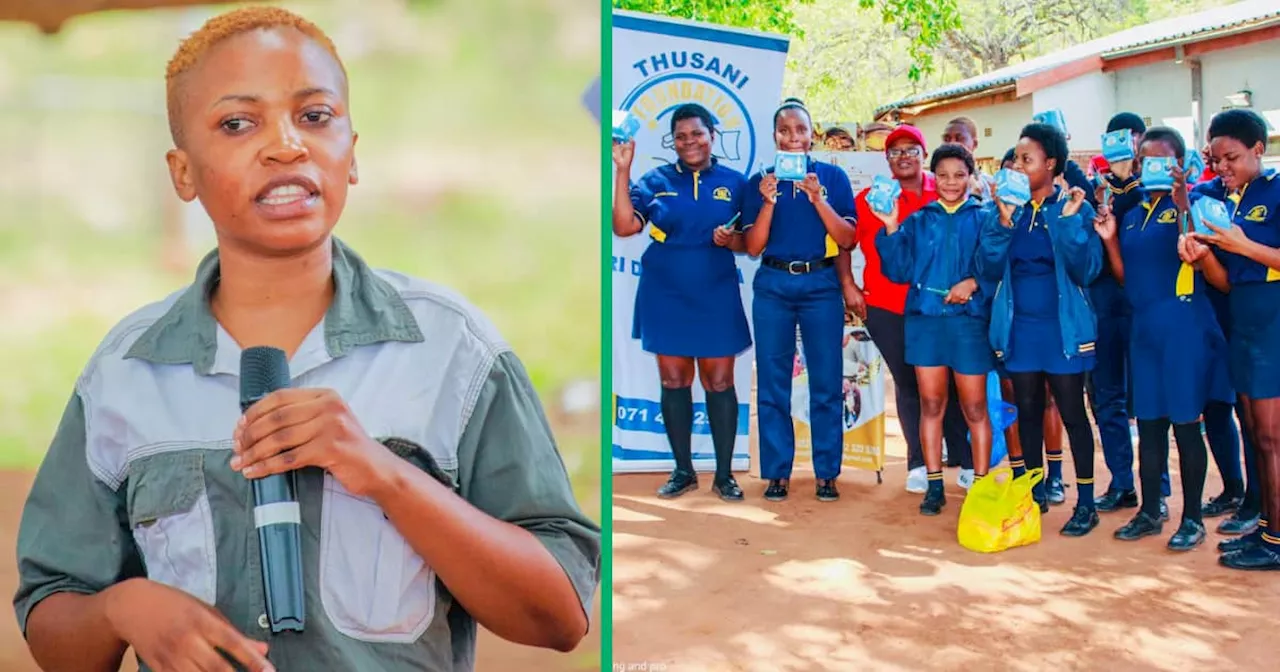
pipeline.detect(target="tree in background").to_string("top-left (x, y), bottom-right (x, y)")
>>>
top-left (614, 0), bottom-right (1229, 123)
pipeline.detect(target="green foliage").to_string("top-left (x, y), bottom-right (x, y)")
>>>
top-left (613, 0), bottom-right (961, 80)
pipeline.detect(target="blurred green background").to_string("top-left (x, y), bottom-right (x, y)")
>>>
top-left (0, 0), bottom-right (600, 670)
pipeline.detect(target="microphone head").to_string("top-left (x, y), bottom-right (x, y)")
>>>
top-left (240, 346), bottom-right (291, 405)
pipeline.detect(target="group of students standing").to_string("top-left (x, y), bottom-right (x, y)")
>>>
top-left (612, 98), bottom-right (1280, 571)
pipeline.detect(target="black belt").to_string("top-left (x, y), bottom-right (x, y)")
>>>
top-left (762, 257), bottom-right (836, 274)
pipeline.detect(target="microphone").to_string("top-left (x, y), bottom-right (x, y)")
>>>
top-left (239, 346), bottom-right (305, 634)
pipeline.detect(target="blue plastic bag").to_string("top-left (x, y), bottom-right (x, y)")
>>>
top-left (1142, 156), bottom-right (1175, 191)
top-left (967, 371), bottom-right (1017, 468)
top-left (774, 151), bottom-right (808, 181)
top-left (1101, 129), bottom-right (1134, 163)
top-left (611, 109), bottom-right (640, 143)
top-left (867, 174), bottom-right (901, 214)
top-left (995, 169), bottom-right (1030, 207)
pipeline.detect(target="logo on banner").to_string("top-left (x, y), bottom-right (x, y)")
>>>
top-left (621, 51), bottom-right (760, 174)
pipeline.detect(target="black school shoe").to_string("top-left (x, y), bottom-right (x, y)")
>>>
top-left (1202, 493), bottom-right (1243, 518)
top-left (920, 489), bottom-right (946, 516)
top-left (816, 479), bottom-right (839, 502)
top-left (764, 479), bottom-right (789, 502)
top-left (1219, 543), bottom-right (1280, 571)
top-left (1114, 511), bottom-right (1163, 541)
top-left (1061, 506), bottom-right (1100, 537)
top-left (1168, 519), bottom-right (1207, 552)
top-left (657, 470), bottom-right (698, 499)
top-left (1219, 529), bottom-right (1263, 553)
top-left (1218, 511), bottom-right (1260, 536)
top-left (1047, 477), bottom-right (1067, 505)
top-left (713, 476), bottom-right (744, 502)
top-left (1095, 487), bottom-right (1139, 512)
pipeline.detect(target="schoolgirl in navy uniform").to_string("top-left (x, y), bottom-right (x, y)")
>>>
top-left (1182, 108), bottom-right (1280, 570)
top-left (875, 144), bottom-right (995, 515)
top-left (1094, 127), bottom-right (1229, 551)
top-left (976, 123), bottom-right (1103, 537)
top-left (742, 99), bottom-right (857, 503)
top-left (612, 103), bottom-right (752, 502)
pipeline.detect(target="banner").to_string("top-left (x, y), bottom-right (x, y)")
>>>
top-left (611, 11), bottom-right (790, 474)
top-left (792, 151), bottom-right (891, 476)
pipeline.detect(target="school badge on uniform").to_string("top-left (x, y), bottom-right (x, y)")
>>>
top-left (713, 186), bottom-right (732, 201)
top-left (1246, 205), bottom-right (1269, 222)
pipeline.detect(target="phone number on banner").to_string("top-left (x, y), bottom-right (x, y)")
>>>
top-left (613, 395), bottom-right (748, 435)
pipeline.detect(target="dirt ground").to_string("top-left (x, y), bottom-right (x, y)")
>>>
top-left (613, 397), bottom-right (1280, 672)
top-left (0, 470), bottom-right (598, 672)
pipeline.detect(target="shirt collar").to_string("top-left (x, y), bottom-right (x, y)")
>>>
top-left (125, 237), bottom-right (424, 376)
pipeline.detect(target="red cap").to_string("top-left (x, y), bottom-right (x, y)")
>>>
top-left (884, 124), bottom-right (927, 154)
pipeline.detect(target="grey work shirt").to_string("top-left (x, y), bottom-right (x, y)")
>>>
top-left (13, 238), bottom-right (601, 671)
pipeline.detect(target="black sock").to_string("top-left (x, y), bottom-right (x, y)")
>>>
top-left (661, 386), bottom-right (694, 474)
top-left (1010, 458), bottom-right (1026, 478)
top-left (1173, 422), bottom-right (1208, 524)
top-left (927, 470), bottom-right (945, 497)
top-left (1138, 419), bottom-right (1171, 519)
top-left (705, 388), bottom-right (739, 482)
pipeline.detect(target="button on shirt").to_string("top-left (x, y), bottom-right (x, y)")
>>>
top-left (13, 238), bottom-right (601, 672)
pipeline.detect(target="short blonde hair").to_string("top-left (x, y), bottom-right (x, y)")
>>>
top-left (165, 6), bottom-right (346, 145)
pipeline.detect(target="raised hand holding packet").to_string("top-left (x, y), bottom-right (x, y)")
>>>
top-left (774, 151), bottom-right (808, 182)
top-left (612, 109), bottom-right (641, 143)
top-left (1142, 156), bottom-right (1175, 191)
top-left (1191, 197), bottom-right (1232, 235)
top-left (995, 169), bottom-right (1031, 207)
top-left (1185, 151), bottom-right (1206, 183)
top-left (1101, 129), bottom-right (1135, 163)
top-left (867, 174), bottom-right (901, 215)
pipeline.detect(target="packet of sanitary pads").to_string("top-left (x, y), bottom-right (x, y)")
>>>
top-left (612, 109), bottom-right (641, 143)
top-left (867, 174), bottom-right (902, 215)
top-left (1142, 156), bottom-right (1175, 191)
top-left (774, 151), bottom-right (808, 181)
top-left (1184, 151), bottom-right (1206, 184)
top-left (1101, 129), bottom-right (1135, 163)
top-left (1033, 109), bottom-right (1069, 137)
top-left (1190, 197), bottom-right (1232, 235)
top-left (995, 169), bottom-right (1031, 207)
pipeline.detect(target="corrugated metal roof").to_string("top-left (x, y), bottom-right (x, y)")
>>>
top-left (875, 0), bottom-right (1280, 117)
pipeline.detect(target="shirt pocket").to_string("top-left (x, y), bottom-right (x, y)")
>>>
top-left (126, 450), bottom-right (218, 605)
top-left (319, 472), bottom-right (436, 643)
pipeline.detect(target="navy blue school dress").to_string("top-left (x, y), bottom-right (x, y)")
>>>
top-left (875, 197), bottom-right (995, 376)
top-left (742, 157), bottom-right (855, 481)
top-left (999, 196), bottom-right (1098, 374)
top-left (1194, 169), bottom-right (1280, 399)
top-left (630, 158), bottom-right (752, 358)
top-left (1119, 194), bottom-right (1233, 423)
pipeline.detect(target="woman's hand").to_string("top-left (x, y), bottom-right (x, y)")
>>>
top-left (996, 199), bottom-right (1017, 228)
top-left (1192, 218), bottom-right (1251, 255)
top-left (876, 202), bottom-right (901, 231)
top-left (760, 172), bottom-right (779, 204)
top-left (712, 227), bottom-right (734, 248)
top-left (798, 173), bottom-right (823, 204)
top-left (1171, 164), bottom-right (1191, 213)
top-left (612, 140), bottom-right (634, 171)
top-left (944, 278), bottom-right (978, 305)
top-left (1178, 233), bottom-right (1212, 265)
top-left (1093, 206), bottom-right (1117, 241)
top-left (232, 388), bottom-right (402, 499)
top-left (842, 283), bottom-right (866, 321)
top-left (1061, 186), bottom-right (1087, 218)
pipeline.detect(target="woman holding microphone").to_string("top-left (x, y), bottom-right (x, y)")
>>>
top-left (743, 99), bottom-right (857, 502)
top-left (612, 103), bottom-right (753, 502)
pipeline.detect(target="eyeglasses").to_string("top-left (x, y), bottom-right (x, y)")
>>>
top-left (887, 147), bottom-right (923, 159)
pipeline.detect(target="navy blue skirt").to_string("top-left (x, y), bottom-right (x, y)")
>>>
top-left (632, 244), bottom-right (752, 358)
top-left (1129, 296), bottom-right (1233, 423)
top-left (1228, 282), bottom-right (1280, 400)
top-left (905, 314), bottom-right (995, 376)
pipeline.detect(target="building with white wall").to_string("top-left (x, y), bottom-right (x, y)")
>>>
top-left (875, 0), bottom-right (1280, 168)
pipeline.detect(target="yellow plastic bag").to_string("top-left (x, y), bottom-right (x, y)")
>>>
top-left (958, 467), bottom-right (1044, 553)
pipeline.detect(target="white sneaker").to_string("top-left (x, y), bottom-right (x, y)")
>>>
top-left (958, 468), bottom-right (975, 490)
top-left (906, 466), bottom-right (927, 494)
